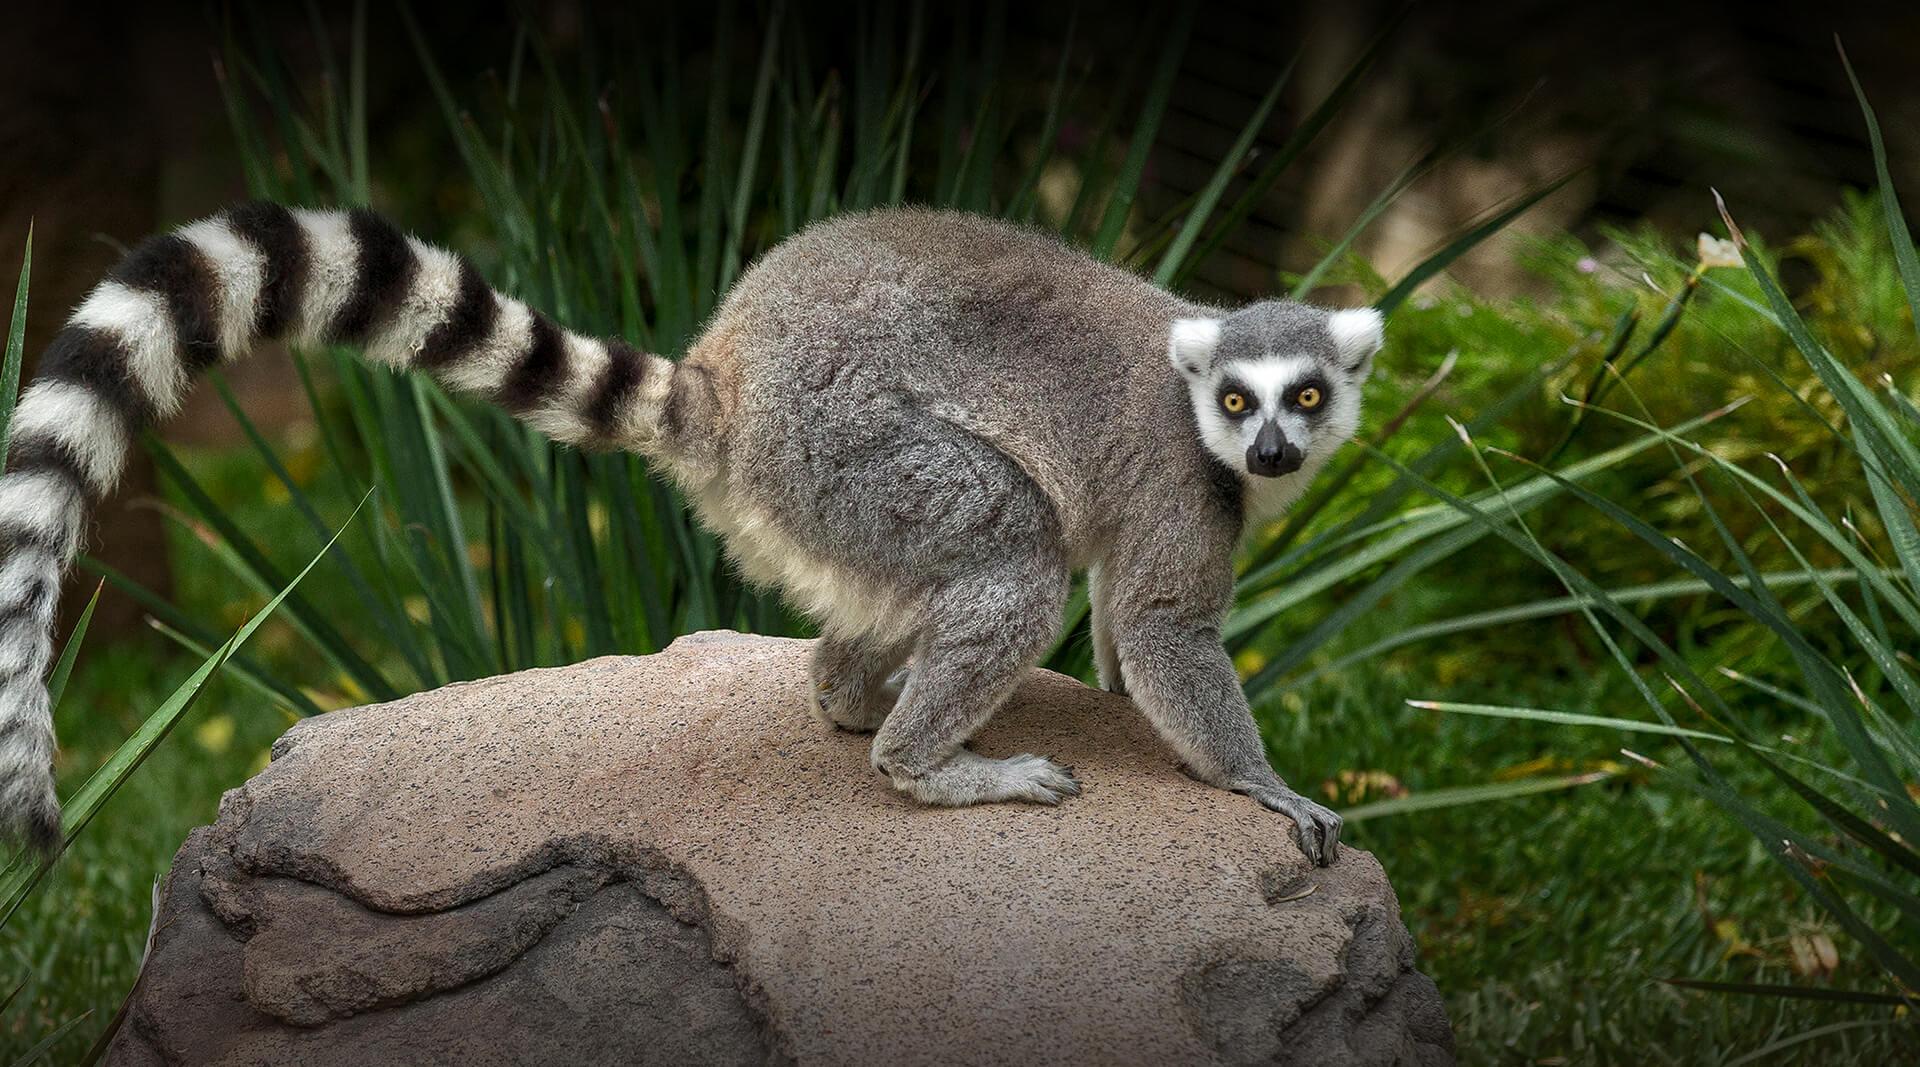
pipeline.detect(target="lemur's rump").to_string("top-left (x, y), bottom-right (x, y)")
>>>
top-left (0, 203), bottom-right (707, 851)
top-left (0, 203), bottom-right (1377, 866)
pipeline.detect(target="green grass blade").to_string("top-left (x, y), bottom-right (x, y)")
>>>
top-left (6, 1010), bottom-right (92, 1067)
top-left (44, 583), bottom-right (100, 716)
top-left (1289, 159), bottom-right (1420, 299)
top-left (144, 617), bottom-right (307, 719)
top-left (1839, 41), bottom-right (1920, 347)
top-left (1750, 748), bottom-right (1920, 880)
top-left (0, 225), bottom-right (29, 457)
top-left (1007, 17), bottom-right (1078, 222)
top-left (1491, 446), bottom-right (1920, 838)
top-left (1171, 8), bottom-right (1409, 288)
top-left (1407, 701), bottom-right (1730, 741)
top-left (77, 554), bottom-right (324, 718)
top-left (1568, 399), bottom-right (1920, 635)
top-left (719, 0), bottom-right (784, 291)
top-left (1718, 192), bottom-right (1920, 507)
top-left (1860, 421), bottom-right (1920, 600)
top-left (1661, 979), bottom-right (1910, 1006)
top-left (145, 439), bottom-right (397, 700)
top-left (1725, 1020), bottom-right (1907, 1066)
top-left (1342, 771), bottom-right (1612, 822)
top-left (206, 372), bottom-right (435, 687)
top-left (1152, 58), bottom-right (1291, 285)
top-left (1089, 4), bottom-right (1191, 260)
top-left (1375, 172), bottom-right (1578, 316)
top-left (1443, 420), bottom-right (1920, 989)
top-left (1282, 569), bottom-right (1884, 695)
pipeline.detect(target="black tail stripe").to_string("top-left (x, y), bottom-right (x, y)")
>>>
top-left (223, 201), bottom-right (309, 341)
top-left (329, 210), bottom-right (417, 344)
top-left (586, 341), bottom-right (644, 436)
top-left (37, 327), bottom-right (159, 428)
top-left (108, 235), bottom-right (222, 373)
top-left (417, 257), bottom-right (497, 370)
top-left (0, 511), bottom-right (75, 558)
top-left (3, 436), bottom-right (100, 501)
top-left (497, 312), bottom-right (567, 414)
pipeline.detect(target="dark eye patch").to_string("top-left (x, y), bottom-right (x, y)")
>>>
top-left (1216, 379), bottom-right (1258, 418)
top-left (1288, 376), bottom-right (1331, 414)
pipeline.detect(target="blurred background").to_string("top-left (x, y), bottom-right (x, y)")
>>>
top-left (3, 1), bottom-right (1919, 1062)
top-left (6, 0), bottom-right (1919, 621)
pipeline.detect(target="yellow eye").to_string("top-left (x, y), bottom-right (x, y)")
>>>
top-left (1221, 392), bottom-right (1247, 414)
top-left (1296, 386), bottom-right (1323, 410)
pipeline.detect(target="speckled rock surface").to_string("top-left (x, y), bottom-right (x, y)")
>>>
top-left (110, 631), bottom-right (1452, 1067)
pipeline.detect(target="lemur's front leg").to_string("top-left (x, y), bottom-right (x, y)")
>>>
top-left (1114, 615), bottom-right (1342, 864)
top-left (1103, 551), bottom-right (1342, 865)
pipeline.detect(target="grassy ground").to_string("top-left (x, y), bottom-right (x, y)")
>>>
top-left (0, 464), bottom-right (1908, 1064)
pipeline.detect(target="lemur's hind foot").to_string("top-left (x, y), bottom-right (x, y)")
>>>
top-left (881, 750), bottom-right (1080, 806)
top-left (809, 637), bottom-right (912, 733)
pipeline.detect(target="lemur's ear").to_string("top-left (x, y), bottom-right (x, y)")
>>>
top-left (1168, 318), bottom-right (1223, 379)
top-left (1327, 308), bottom-right (1384, 377)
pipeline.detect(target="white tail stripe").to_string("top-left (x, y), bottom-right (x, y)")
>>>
top-left (617, 352), bottom-right (676, 447)
top-left (177, 218), bottom-right (268, 360)
top-left (8, 382), bottom-right (129, 495)
top-left (68, 281), bottom-right (189, 417)
top-left (439, 294), bottom-right (534, 397)
top-left (0, 473), bottom-right (84, 557)
top-left (291, 209), bottom-right (359, 346)
top-left (0, 677), bottom-right (52, 734)
top-left (367, 239), bottom-right (465, 369)
top-left (525, 334), bottom-right (611, 444)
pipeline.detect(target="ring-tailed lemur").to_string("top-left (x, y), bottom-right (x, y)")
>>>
top-left (0, 204), bottom-right (1380, 865)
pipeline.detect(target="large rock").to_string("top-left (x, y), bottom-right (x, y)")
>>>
top-left (110, 632), bottom-right (1452, 1066)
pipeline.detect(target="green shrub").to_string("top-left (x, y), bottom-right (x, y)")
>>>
top-left (1405, 52), bottom-right (1920, 1053)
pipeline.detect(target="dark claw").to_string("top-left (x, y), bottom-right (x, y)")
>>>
top-left (1250, 786), bottom-right (1343, 867)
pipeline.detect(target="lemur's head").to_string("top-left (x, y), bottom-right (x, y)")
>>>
top-left (1168, 301), bottom-right (1383, 480)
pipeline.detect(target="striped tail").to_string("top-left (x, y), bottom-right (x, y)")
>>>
top-left (0, 202), bottom-right (684, 854)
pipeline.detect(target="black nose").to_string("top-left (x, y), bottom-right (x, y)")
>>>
top-left (1247, 422), bottom-right (1304, 477)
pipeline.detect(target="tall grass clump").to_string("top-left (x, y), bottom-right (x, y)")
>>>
top-left (1407, 47), bottom-right (1920, 1056)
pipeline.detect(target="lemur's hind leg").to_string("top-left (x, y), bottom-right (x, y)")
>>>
top-left (810, 634), bottom-right (915, 733)
top-left (870, 555), bottom-right (1076, 806)
top-left (1088, 562), bottom-right (1126, 695)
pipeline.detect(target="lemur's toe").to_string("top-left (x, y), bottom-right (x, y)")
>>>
top-left (1003, 753), bottom-right (1080, 803)
top-left (1250, 786), bottom-right (1343, 867)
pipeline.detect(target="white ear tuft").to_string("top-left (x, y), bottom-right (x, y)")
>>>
top-left (1168, 318), bottom-right (1223, 378)
top-left (1327, 307), bottom-right (1384, 373)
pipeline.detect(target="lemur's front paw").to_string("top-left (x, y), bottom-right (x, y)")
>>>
top-left (1248, 785), bottom-right (1343, 867)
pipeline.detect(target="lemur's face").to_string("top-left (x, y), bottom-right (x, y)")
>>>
top-left (1168, 301), bottom-right (1382, 481)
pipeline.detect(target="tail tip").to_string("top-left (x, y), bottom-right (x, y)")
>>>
top-left (25, 804), bottom-right (62, 858)
top-left (4, 790), bottom-right (63, 860)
